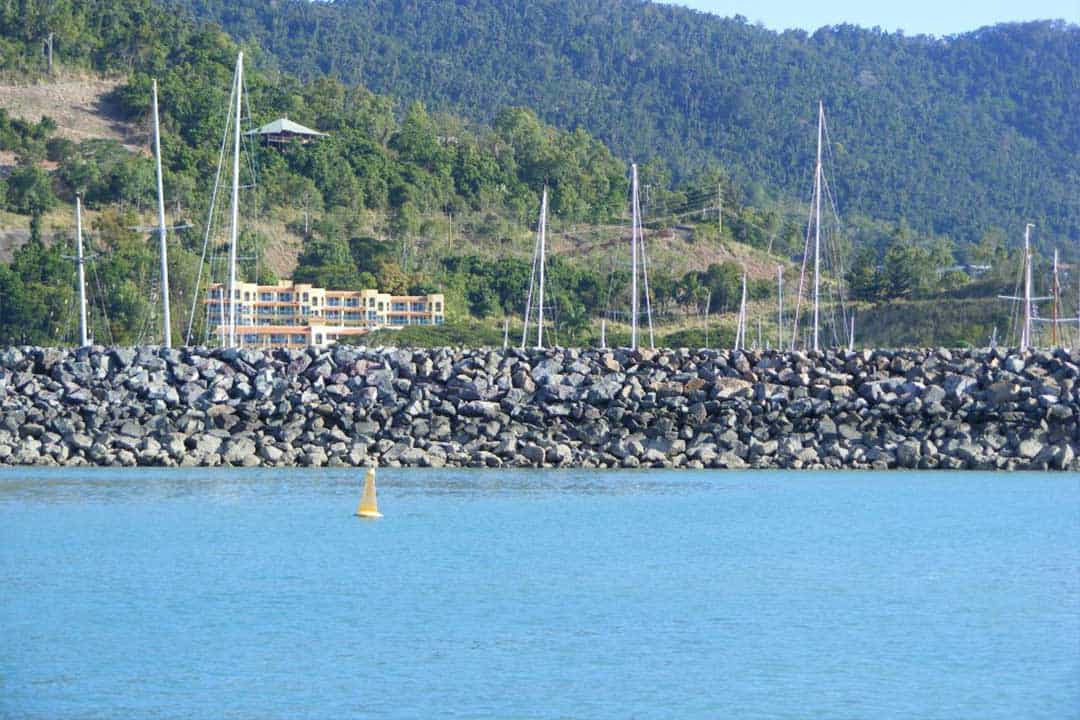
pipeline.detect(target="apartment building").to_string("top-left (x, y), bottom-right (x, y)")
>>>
top-left (205, 280), bottom-right (445, 348)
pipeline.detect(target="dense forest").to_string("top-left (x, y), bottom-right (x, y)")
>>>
top-left (161, 0), bottom-right (1079, 247)
top-left (0, 0), bottom-right (1068, 349)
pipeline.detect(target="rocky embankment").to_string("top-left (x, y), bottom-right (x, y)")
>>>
top-left (0, 345), bottom-right (1076, 471)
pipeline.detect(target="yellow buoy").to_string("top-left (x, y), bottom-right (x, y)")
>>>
top-left (355, 466), bottom-right (383, 518)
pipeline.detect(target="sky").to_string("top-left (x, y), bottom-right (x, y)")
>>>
top-left (657, 0), bottom-right (1079, 37)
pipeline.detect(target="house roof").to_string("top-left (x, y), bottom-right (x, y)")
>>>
top-left (246, 118), bottom-right (327, 137)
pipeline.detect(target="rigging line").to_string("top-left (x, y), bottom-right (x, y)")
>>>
top-left (640, 230), bottom-right (655, 349)
top-left (87, 252), bottom-right (114, 346)
top-left (185, 75), bottom-right (237, 345)
top-left (520, 218), bottom-right (540, 348)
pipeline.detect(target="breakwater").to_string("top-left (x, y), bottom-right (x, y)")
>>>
top-left (0, 345), bottom-right (1076, 471)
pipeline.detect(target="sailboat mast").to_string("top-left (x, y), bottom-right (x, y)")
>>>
top-left (536, 187), bottom-right (547, 349)
top-left (735, 271), bottom-right (747, 351)
top-left (152, 79), bottom-right (171, 348)
top-left (1051, 248), bottom-right (1060, 347)
top-left (812, 100), bottom-right (824, 352)
top-left (630, 163), bottom-right (640, 350)
top-left (226, 52), bottom-right (243, 349)
top-left (1022, 223), bottom-right (1033, 351)
top-left (777, 265), bottom-right (783, 351)
top-left (75, 195), bottom-right (88, 348)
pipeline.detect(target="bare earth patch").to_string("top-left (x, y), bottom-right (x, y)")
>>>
top-left (0, 78), bottom-right (141, 150)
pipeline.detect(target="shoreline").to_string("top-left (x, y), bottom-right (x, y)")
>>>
top-left (0, 345), bottom-right (1076, 471)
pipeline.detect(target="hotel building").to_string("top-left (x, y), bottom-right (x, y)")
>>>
top-left (205, 280), bottom-right (445, 348)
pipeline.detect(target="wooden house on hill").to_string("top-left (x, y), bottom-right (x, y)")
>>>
top-left (246, 118), bottom-right (327, 148)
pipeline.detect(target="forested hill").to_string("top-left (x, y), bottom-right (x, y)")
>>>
top-left (162, 0), bottom-right (1079, 246)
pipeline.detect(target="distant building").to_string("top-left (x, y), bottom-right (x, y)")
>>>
top-left (246, 118), bottom-right (327, 148)
top-left (205, 280), bottom-right (445, 348)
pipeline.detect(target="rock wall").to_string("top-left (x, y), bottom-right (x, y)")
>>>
top-left (0, 345), bottom-right (1076, 471)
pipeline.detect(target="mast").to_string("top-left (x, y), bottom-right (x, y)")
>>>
top-left (520, 187), bottom-right (548, 349)
top-left (848, 313), bottom-right (855, 351)
top-left (812, 100), bottom-right (824, 352)
top-left (1051, 248), bottom-right (1060, 347)
top-left (1022, 223), bottom-right (1033, 351)
top-left (152, 79), bottom-right (171, 348)
top-left (777, 265), bottom-right (783, 351)
top-left (226, 52), bottom-right (243, 349)
top-left (600, 317), bottom-right (606, 349)
top-left (536, 187), bottom-right (547, 349)
top-left (734, 270), bottom-right (747, 351)
top-left (75, 195), bottom-right (88, 348)
top-left (630, 163), bottom-right (640, 349)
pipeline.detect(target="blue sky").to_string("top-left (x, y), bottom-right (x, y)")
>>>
top-left (656, 0), bottom-right (1079, 36)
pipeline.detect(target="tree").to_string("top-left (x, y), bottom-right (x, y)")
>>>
top-left (6, 165), bottom-right (55, 215)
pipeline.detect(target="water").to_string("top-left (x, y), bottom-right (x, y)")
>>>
top-left (2, 468), bottom-right (1077, 719)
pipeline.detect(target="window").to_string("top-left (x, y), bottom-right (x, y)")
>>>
top-left (368, 298), bottom-right (375, 307)
top-left (390, 315), bottom-right (407, 325)
top-left (244, 334), bottom-right (258, 344)
top-left (244, 292), bottom-right (251, 301)
top-left (345, 297), bottom-right (359, 307)
top-left (435, 316), bottom-right (444, 325)
top-left (417, 317), bottom-right (430, 325)
top-left (302, 293), bottom-right (309, 302)
top-left (328, 297), bottom-right (341, 307)
top-left (280, 292), bottom-right (292, 302)
top-left (345, 311), bottom-right (360, 321)
top-left (377, 302), bottom-right (384, 311)
top-left (271, 335), bottom-right (287, 345)
top-left (411, 302), bottom-right (426, 312)
top-left (315, 334), bottom-right (323, 344)
top-left (292, 334), bottom-right (306, 345)
top-left (260, 292), bottom-right (273, 302)
top-left (435, 302), bottom-right (442, 312)
top-left (368, 311), bottom-right (378, 320)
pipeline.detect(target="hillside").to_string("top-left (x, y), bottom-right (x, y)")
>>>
top-left (163, 0), bottom-right (1080, 249)
top-left (0, 0), bottom-right (1070, 351)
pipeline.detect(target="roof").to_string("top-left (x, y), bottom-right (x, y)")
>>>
top-left (246, 118), bottom-right (327, 137)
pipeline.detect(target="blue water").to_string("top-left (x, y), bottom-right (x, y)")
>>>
top-left (1, 469), bottom-right (1077, 719)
